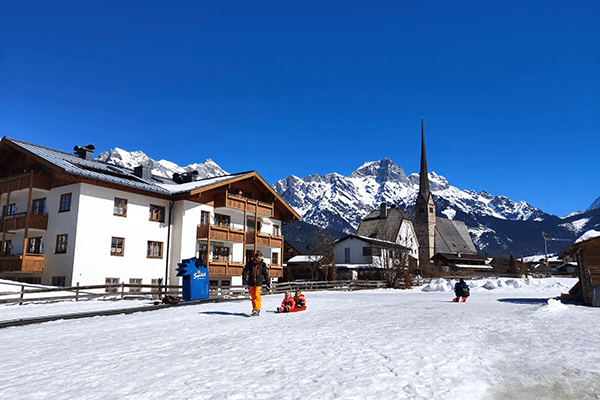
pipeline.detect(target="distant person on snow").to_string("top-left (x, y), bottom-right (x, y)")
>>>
top-left (242, 251), bottom-right (270, 316)
top-left (293, 290), bottom-right (306, 309)
top-left (453, 278), bottom-right (470, 302)
top-left (278, 291), bottom-right (295, 312)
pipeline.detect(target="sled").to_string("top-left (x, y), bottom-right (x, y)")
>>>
top-left (277, 306), bottom-right (307, 313)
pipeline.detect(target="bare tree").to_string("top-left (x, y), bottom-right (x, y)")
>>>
top-left (312, 228), bottom-right (336, 280)
top-left (368, 238), bottom-right (415, 288)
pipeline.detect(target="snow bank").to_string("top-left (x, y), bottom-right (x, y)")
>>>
top-left (421, 277), bottom-right (572, 293)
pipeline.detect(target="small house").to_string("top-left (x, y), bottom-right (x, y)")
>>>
top-left (565, 235), bottom-right (600, 307)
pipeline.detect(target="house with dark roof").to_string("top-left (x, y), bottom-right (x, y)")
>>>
top-left (333, 233), bottom-right (415, 280)
top-left (0, 137), bottom-right (300, 288)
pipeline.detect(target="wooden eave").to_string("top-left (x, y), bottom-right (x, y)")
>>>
top-left (0, 138), bottom-right (65, 175)
top-left (188, 171), bottom-right (301, 220)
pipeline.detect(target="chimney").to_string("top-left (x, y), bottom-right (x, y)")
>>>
top-left (133, 164), bottom-right (152, 180)
top-left (73, 144), bottom-right (95, 160)
top-left (379, 202), bottom-right (388, 219)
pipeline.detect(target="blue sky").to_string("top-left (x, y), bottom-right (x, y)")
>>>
top-left (1, 1), bottom-right (598, 217)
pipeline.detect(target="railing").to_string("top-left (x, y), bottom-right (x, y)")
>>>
top-left (197, 223), bottom-right (245, 242)
top-left (272, 280), bottom-right (387, 293)
top-left (214, 191), bottom-right (274, 217)
top-left (0, 253), bottom-right (45, 272)
top-left (0, 172), bottom-right (52, 195)
top-left (246, 232), bottom-right (283, 247)
top-left (0, 280), bottom-right (389, 305)
top-left (0, 213), bottom-right (48, 231)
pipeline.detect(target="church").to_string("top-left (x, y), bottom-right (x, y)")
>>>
top-left (414, 118), bottom-right (488, 273)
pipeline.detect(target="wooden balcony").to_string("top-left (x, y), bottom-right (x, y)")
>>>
top-left (0, 254), bottom-right (45, 273)
top-left (205, 260), bottom-right (282, 278)
top-left (214, 192), bottom-right (274, 217)
top-left (206, 261), bottom-right (245, 276)
top-left (246, 233), bottom-right (283, 248)
top-left (0, 173), bottom-right (52, 195)
top-left (197, 224), bottom-right (245, 242)
top-left (0, 213), bottom-right (48, 232)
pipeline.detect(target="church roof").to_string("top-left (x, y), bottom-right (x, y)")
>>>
top-left (434, 218), bottom-right (478, 254)
top-left (355, 205), bottom-right (410, 242)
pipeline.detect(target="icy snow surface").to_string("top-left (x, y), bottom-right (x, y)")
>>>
top-left (1, 278), bottom-right (600, 400)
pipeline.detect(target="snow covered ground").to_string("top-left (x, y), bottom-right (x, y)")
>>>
top-left (1, 277), bottom-right (599, 400)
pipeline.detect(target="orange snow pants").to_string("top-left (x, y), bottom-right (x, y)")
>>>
top-left (249, 286), bottom-right (262, 311)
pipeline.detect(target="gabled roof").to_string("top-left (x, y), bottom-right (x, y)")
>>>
top-left (1, 137), bottom-right (172, 195)
top-left (434, 218), bottom-right (478, 254)
top-left (356, 206), bottom-right (411, 242)
top-left (335, 234), bottom-right (410, 251)
top-left (0, 137), bottom-right (301, 219)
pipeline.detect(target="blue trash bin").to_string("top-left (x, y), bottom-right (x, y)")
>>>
top-left (176, 257), bottom-right (209, 301)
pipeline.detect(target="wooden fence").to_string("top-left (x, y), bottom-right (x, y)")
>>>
top-left (0, 280), bottom-right (388, 306)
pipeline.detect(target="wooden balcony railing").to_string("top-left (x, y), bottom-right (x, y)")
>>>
top-left (214, 191), bottom-right (274, 217)
top-left (0, 213), bottom-right (48, 232)
top-left (205, 260), bottom-right (282, 278)
top-left (0, 173), bottom-right (52, 195)
top-left (0, 253), bottom-right (45, 273)
top-left (197, 224), bottom-right (245, 242)
top-left (246, 233), bottom-right (283, 248)
top-left (205, 261), bottom-right (245, 277)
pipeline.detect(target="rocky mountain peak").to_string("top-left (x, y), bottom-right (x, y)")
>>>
top-left (350, 158), bottom-right (409, 183)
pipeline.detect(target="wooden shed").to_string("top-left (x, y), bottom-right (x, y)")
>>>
top-left (566, 236), bottom-right (600, 307)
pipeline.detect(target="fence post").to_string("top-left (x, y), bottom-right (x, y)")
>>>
top-left (20, 285), bottom-right (25, 305)
top-left (76, 282), bottom-right (80, 302)
top-left (121, 282), bottom-right (125, 299)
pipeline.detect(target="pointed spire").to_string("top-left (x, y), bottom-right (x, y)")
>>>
top-left (419, 116), bottom-right (431, 200)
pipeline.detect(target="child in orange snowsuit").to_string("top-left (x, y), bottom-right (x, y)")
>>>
top-left (278, 291), bottom-right (295, 312)
top-left (293, 290), bottom-right (306, 310)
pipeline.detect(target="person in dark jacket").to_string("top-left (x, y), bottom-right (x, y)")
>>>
top-left (453, 278), bottom-right (470, 302)
top-left (242, 251), bottom-right (270, 316)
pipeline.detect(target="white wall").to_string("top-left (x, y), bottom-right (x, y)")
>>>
top-left (68, 183), bottom-right (171, 287)
top-left (334, 238), bottom-right (372, 265)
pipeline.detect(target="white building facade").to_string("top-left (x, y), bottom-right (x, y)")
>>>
top-left (0, 138), bottom-right (300, 287)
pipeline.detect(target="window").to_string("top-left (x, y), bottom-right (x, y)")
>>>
top-left (27, 237), bottom-right (43, 254)
top-left (213, 246), bottom-right (229, 261)
top-left (31, 198), bottom-right (46, 214)
top-left (198, 244), bottom-right (208, 262)
top-left (149, 205), bottom-right (165, 222)
top-left (55, 234), bottom-right (68, 254)
top-left (129, 278), bottom-right (142, 293)
top-left (363, 247), bottom-right (372, 256)
top-left (6, 204), bottom-right (16, 216)
top-left (59, 193), bottom-right (72, 212)
top-left (147, 241), bottom-right (163, 258)
top-left (345, 248), bottom-right (350, 263)
top-left (200, 211), bottom-right (210, 226)
top-left (114, 198), bottom-right (127, 216)
top-left (215, 214), bottom-right (230, 228)
top-left (52, 276), bottom-right (66, 287)
top-left (111, 237), bottom-right (125, 256)
top-left (3, 240), bottom-right (12, 255)
top-left (272, 252), bottom-right (279, 265)
top-left (273, 225), bottom-right (280, 236)
top-left (105, 277), bottom-right (119, 293)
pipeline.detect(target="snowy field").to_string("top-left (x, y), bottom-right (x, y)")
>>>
top-left (1, 277), bottom-right (600, 400)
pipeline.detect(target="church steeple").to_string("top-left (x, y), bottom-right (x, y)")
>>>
top-left (415, 116), bottom-right (436, 269)
top-left (419, 116), bottom-right (431, 202)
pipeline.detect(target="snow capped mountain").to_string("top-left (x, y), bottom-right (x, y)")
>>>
top-left (588, 196), bottom-right (600, 212)
top-left (96, 148), bottom-right (227, 179)
top-left (274, 159), bottom-right (551, 235)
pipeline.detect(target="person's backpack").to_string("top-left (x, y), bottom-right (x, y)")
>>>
top-left (461, 284), bottom-right (470, 297)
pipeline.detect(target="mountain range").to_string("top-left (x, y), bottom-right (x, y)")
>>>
top-left (97, 149), bottom-right (600, 258)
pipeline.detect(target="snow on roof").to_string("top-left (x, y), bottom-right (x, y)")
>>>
top-left (453, 264), bottom-right (493, 270)
top-left (288, 255), bottom-right (323, 263)
top-left (5, 137), bottom-right (251, 197)
top-left (156, 172), bottom-right (248, 195)
top-left (576, 229), bottom-right (600, 243)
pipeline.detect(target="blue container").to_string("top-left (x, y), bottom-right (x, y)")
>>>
top-left (176, 257), bottom-right (209, 301)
